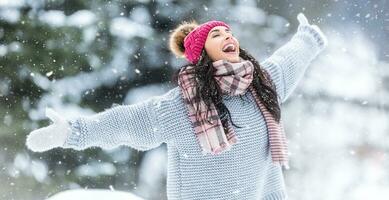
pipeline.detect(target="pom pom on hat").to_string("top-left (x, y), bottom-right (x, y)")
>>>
top-left (169, 20), bottom-right (199, 58)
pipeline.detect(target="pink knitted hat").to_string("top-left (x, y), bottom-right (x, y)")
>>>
top-left (183, 21), bottom-right (230, 64)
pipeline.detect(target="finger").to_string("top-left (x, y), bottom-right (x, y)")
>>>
top-left (297, 13), bottom-right (309, 26)
top-left (311, 25), bottom-right (329, 47)
top-left (45, 107), bottom-right (62, 123)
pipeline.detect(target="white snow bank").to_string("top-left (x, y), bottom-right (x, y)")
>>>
top-left (47, 189), bottom-right (144, 200)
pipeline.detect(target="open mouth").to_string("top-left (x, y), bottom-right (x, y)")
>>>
top-left (222, 43), bottom-right (238, 55)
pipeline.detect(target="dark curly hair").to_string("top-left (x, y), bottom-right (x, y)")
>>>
top-left (171, 47), bottom-right (281, 130)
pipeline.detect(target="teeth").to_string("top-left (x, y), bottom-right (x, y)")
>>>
top-left (223, 43), bottom-right (235, 52)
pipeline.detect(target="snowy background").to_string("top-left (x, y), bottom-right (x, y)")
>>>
top-left (0, 0), bottom-right (388, 199)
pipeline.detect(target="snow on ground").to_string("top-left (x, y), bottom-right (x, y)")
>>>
top-left (47, 189), bottom-right (144, 200)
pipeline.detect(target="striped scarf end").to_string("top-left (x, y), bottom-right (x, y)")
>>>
top-left (211, 143), bottom-right (233, 155)
top-left (272, 160), bottom-right (290, 170)
top-left (201, 142), bottom-right (234, 156)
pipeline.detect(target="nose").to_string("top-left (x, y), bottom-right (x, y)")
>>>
top-left (224, 33), bottom-right (233, 41)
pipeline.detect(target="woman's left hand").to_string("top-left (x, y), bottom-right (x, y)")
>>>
top-left (297, 13), bottom-right (321, 35)
top-left (296, 13), bottom-right (328, 48)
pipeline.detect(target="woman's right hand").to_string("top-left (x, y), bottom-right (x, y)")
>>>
top-left (26, 107), bottom-right (71, 152)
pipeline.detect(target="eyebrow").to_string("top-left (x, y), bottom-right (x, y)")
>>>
top-left (210, 27), bottom-right (231, 34)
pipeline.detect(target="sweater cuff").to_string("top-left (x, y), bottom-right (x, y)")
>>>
top-left (297, 24), bottom-right (328, 51)
top-left (63, 118), bottom-right (86, 150)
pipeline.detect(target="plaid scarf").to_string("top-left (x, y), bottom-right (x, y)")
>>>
top-left (177, 58), bottom-right (289, 169)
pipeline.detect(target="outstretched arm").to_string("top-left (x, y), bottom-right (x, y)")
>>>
top-left (26, 93), bottom-right (169, 152)
top-left (63, 96), bottom-right (166, 151)
top-left (260, 13), bottom-right (328, 103)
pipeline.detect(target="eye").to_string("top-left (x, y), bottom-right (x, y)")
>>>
top-left (212, 34), bottom-right (219, 38)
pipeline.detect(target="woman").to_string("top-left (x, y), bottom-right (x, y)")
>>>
top-left (26, 13), bottom-right (328, 200)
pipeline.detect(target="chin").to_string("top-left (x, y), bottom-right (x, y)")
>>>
top-left (222, 52), bottom-right (240, 63)
top-left (227, 57), bottom-right (240, 63)
top-left (217, 52), bottom-right (240, 63)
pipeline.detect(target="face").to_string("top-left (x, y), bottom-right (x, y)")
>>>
top-left (204, 26), bottom-right (240, 63)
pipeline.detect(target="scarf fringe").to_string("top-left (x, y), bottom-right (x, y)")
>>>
top-left (272, 160), bottom-right (290, 170)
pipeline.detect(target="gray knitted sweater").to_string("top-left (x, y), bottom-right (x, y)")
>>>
top-left (63, 24), bottom-right (327, 200)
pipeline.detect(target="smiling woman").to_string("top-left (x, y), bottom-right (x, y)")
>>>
top-left (169, 20), bottom-right (286, 157)
top-left (204, 26), bottom-right (241, 63)
top-left (26, 13), bottom-right (328, 200)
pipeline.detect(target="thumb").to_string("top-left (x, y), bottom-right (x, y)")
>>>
top-left (45, 107), bottom-right (63, 124)
top-left (297, 13), bottom-right (309, 26)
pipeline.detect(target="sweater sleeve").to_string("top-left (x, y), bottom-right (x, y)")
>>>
top-left (260, 24), bottom-right (328, 103)
top-left (62, 94), bottom-right (168, 151)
